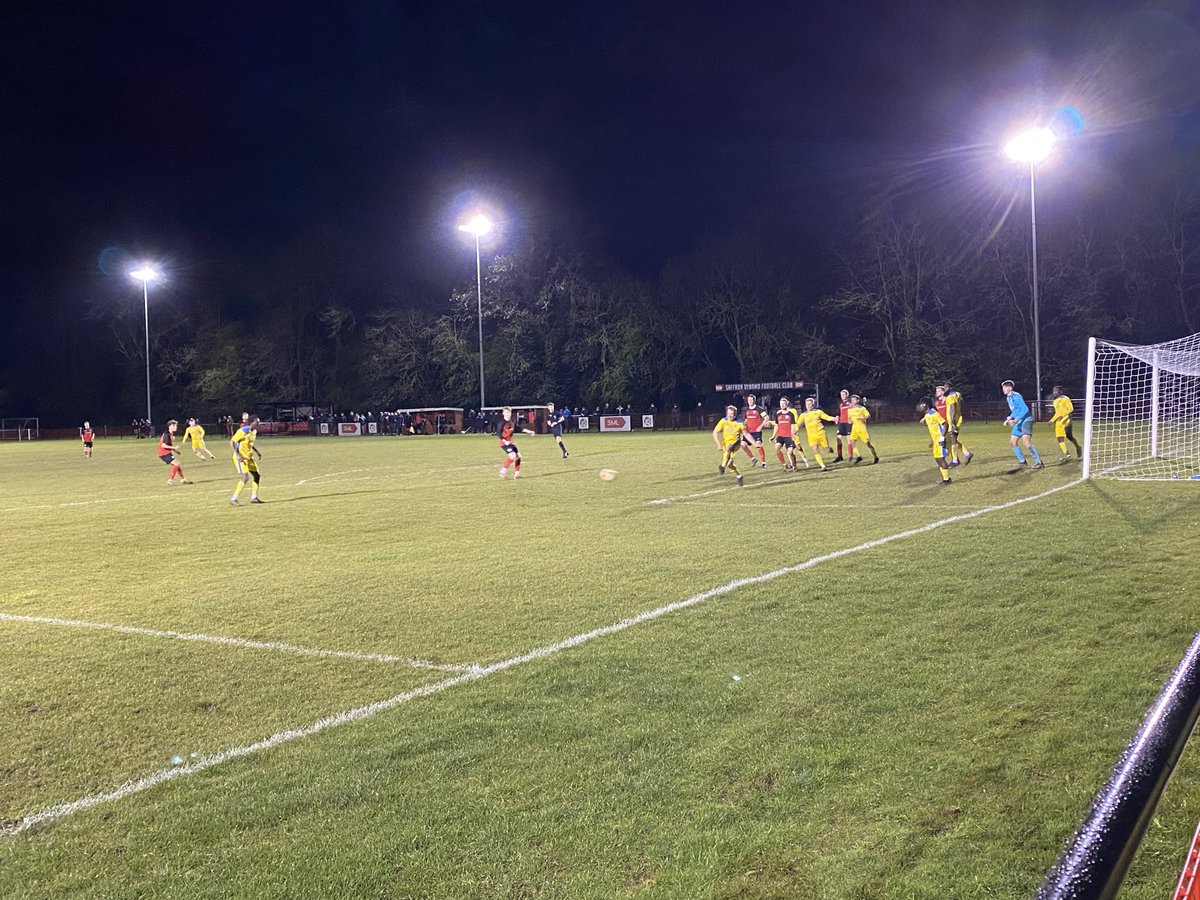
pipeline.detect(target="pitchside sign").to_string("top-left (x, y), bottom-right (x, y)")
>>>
top-left (599, 415), bottom-right (631, 432)
top-left (338, 422), bottom-right (362, 436)
top-left (715, 380), bottom-right (805, 392)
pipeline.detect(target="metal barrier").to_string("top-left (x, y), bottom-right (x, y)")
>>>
top-left (1038, 630), bottom-right (1200, 898)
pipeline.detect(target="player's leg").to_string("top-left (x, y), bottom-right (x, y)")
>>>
top-left (935, 454), bottom-right (951, 484)
top-left (867, 439), bottom-right (879, 463)
top-left (1054, 423), bottom-right (1070, 460)
top-left (741, 434), bottom-right (756, 463)
top-left (775, 439), bottom-right (787, 467)
top-left (232, 472), bottom-right (249, 503)
top-left (1010, 431), bottom-right (1026, 465)
top-left (556, 435), bottom-right (569, 458)
top-left (1023, 432), bottom-right (1043, 467)
top-left (1066, 423), bottom-right (1082, 457)
top-left (513, 450), bottom-right (523, 478)
top-left (810, 440), bottom-right (827, 470)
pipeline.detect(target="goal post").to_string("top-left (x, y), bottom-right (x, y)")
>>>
top-left (1084, 332), bottom-right (1200, 480)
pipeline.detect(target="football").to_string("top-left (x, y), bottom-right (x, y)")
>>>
top-left (598, 468), bottom-right (617, 481)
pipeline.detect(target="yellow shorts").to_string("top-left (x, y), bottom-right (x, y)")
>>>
top-left (1054, 421), bottom-right (1069, 439)
top-left (932, 442), bottom-right (947, 460)
top-left (850, 426), bottom-right (870, 443)
top-left (807, 432), bottom-right (829, 449)
top-left (235, 457), bottom-right (259, 474)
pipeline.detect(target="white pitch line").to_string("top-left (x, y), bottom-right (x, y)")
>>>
top-left (0, 613), bottom-right (477, 673)
top-left (648, 471), bottom-right (805, 505)
top-left (1, 477), bottom-right (1083, 839)
top-left (687, 501), bottom-right (994, 510)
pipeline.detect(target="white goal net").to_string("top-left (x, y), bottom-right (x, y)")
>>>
top-left (1084, 333), bottom-right (1200, 480)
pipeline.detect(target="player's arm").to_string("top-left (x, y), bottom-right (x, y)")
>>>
top-left (820, 411), bottom-right (836, 423)
top-left (712, 422), bottom-right (723, 447)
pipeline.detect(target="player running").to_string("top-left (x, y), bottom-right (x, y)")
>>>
top-left (934, 384), bottom-right (972, 466)
top-left (1048, 385), bottom-right (1083, 463)
top-left (918, 400), bottom-right (953, 485)
top-left (159, 420), bottom-right (188, 485)
top-left (712, 405), bottom-right (746, 486)
top-left (230, 416), bottom-right (264, 505)
top-left (834, 389), bottom-right (853, 462)
top-left (740, 394), bottom-right (769, 468)
top-left (846, 395), bottom-right (879, 465)
top-left (183, 417), bottom-right (216, 460)
top-left (546, 402), bottom-right (570, 458)
top-left (80, 421), bottom-right (95, 458)
top-left (771, 397), bottom-right (804, 470)
top-left (1001, 380), bottom-right (1044, 469)
top-left (798, 398), bottom-right (837, 471)
top-left (498, 407), bottom-right (535, 478)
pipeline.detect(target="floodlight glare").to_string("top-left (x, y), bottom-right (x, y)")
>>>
top-left (1003, 126), bottom-right (1056, 164)
top-left (129, 266), bottom-right (159, 283)
top-left (458, 214), bottom-right (493, 237)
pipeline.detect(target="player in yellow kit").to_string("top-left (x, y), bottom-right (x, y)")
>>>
top-left (712, 405), bottom-right (747, 487)
top-left (797, 397), bottom-right (837, 471)
top-left (935, 383), bottom-right (973, 466)
top-left (1049, 385), bottom-right (1083, 462)
top-left (182, 417), bottom-right (216, 460)
top-left (917, 400), bottom-right (952, 485)
top-left (846, 395), bottom-right (879, 465)
top-left (230, 417), bottom-right (264, 505)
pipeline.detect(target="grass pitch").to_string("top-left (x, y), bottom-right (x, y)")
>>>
top-left (2, 426), bottom-right (1200, 897)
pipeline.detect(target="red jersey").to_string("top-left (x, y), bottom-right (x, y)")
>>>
top-left (934, 397), bottom-right (948, 420)
top-left (774, 409), bottom-right (797, 438)
top-left (742, 406), bottom-right (766, 432)
top-left (838, 400), bottom-right (852, 424)
top-left (498, 420), bottom-right (517, 445)
top-left (81, 428), bottom-right (94, 442)
top-left (158, 432), bottom-right (176, 456)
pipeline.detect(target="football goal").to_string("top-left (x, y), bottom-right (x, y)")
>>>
top-left (1084, 333), bottom-right (1200, 480)
top-left (0, 417), bottom-right (39, 441)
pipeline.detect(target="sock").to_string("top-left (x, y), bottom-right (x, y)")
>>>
top-left (1014, 446), bottom-right (1026, 464)
top-left (742, 443), bottom-right (754, 458)
top-left (1029, 445), bottom-right (1042, 464)
top-left (1071, 437), bottom-right (1082, 455)
top-left (870, 444), bottom-right (879, 461)
top-left (514, 459), bottom-right (521, 472)
top-left (776, 450), bottom-right (786, 465)
top-left (940, 466), bottom-right (950, 482)
top-left (170, 464), bottom-right (182, 481)
top-left (836, 439), bottom-right (843, 455)
top-left (758, 446), bottom-right (765, 463)
top-left (251, 473), bottom-right (260, 498)
top-left (816, 453), bottom-right (826, 470)
top-left (1057, 439), bottom-right (1069, 457)
top-left (233, 480), bottom-right (246, 498)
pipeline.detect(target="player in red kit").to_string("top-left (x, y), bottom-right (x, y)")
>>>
top-left (834, 389), bottom-right (852, 462)
top-left (497, 406), bottom-right (535, 479)
top-left (80, 421), bottom-right (95, 458)
top-left (159, 420), bottom-right (188, 485)
top-left (771, 397), bottom-right (805, 470)
top-left (740, 394), bottom-right (769, 468)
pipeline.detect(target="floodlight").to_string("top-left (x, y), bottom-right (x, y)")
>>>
top-left (1003, 127), bottom-right (1056, 164)
top-left (129, 266), bottom-right (159, 283)
top-left (457, 214), bottom-right (493, 237)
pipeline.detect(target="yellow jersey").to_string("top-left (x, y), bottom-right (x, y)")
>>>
top-left (231, 426), bottom-right (253, 458)
top-left (798, 409), bottom-right (836, 440)
top-left (923, 409), bottom-right (947, 443)
top-left (943, 391), bottom-right (963, 426)
top-left (236, 429), bottom-right (258, 460)
top-left (1051, 395), bottom-right (1074, 424)
top-left (183, 424), bottom-right (205, 445)
top-left (713, 417), bottom-right (746, 448)
top-left (847, 406), bottom-right (870, 427)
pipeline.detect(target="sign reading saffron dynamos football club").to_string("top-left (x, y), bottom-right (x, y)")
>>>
top-left (714, 380), bottom-right (806, 392)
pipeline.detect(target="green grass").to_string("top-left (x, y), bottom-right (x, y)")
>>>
top-left (2, 426), bottom-right (1200, 897)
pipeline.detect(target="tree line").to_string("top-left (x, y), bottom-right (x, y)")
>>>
top-left (56, 170), bottom-right (1200, 424)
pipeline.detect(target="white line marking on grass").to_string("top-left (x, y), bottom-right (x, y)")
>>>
top-left (688, 501), bottom-right (994, 510)
top-left (648, 472), bottom-right (797, 505)
top-left (0, 613), bottom-right (478, 673)
top-left (0, 477), bottom-right (1082, 839)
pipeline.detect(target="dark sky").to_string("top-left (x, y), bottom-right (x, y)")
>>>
top-left (3, 2), bottom-right (1200, 361)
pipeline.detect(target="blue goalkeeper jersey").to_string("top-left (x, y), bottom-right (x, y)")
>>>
top-left (1007, 390), bottom-right (1031, 425)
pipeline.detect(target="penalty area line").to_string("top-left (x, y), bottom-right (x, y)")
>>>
top-left (1, 477), bottom-right (1082, 839)
top-left (0, 613), bottom-right (478, 673)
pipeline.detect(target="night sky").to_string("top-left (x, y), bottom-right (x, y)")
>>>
top-left (4, 1), bottom-right (1200, 409)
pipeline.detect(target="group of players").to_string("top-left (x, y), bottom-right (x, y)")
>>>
top-left (80, 413), bottom-right (266, 505)
top-left (713, 381), bottom-right (1084, 486)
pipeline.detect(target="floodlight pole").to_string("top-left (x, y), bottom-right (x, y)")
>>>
top-left (142, 277), bottom-right (152, 428)
top-left (1029, 161), bottom-right (1043, 421)
top-left (474, 232), bottom-right (486, 413)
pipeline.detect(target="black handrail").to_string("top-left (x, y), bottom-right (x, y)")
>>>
top-left (1038, 630), bottom-right (1200, 899)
